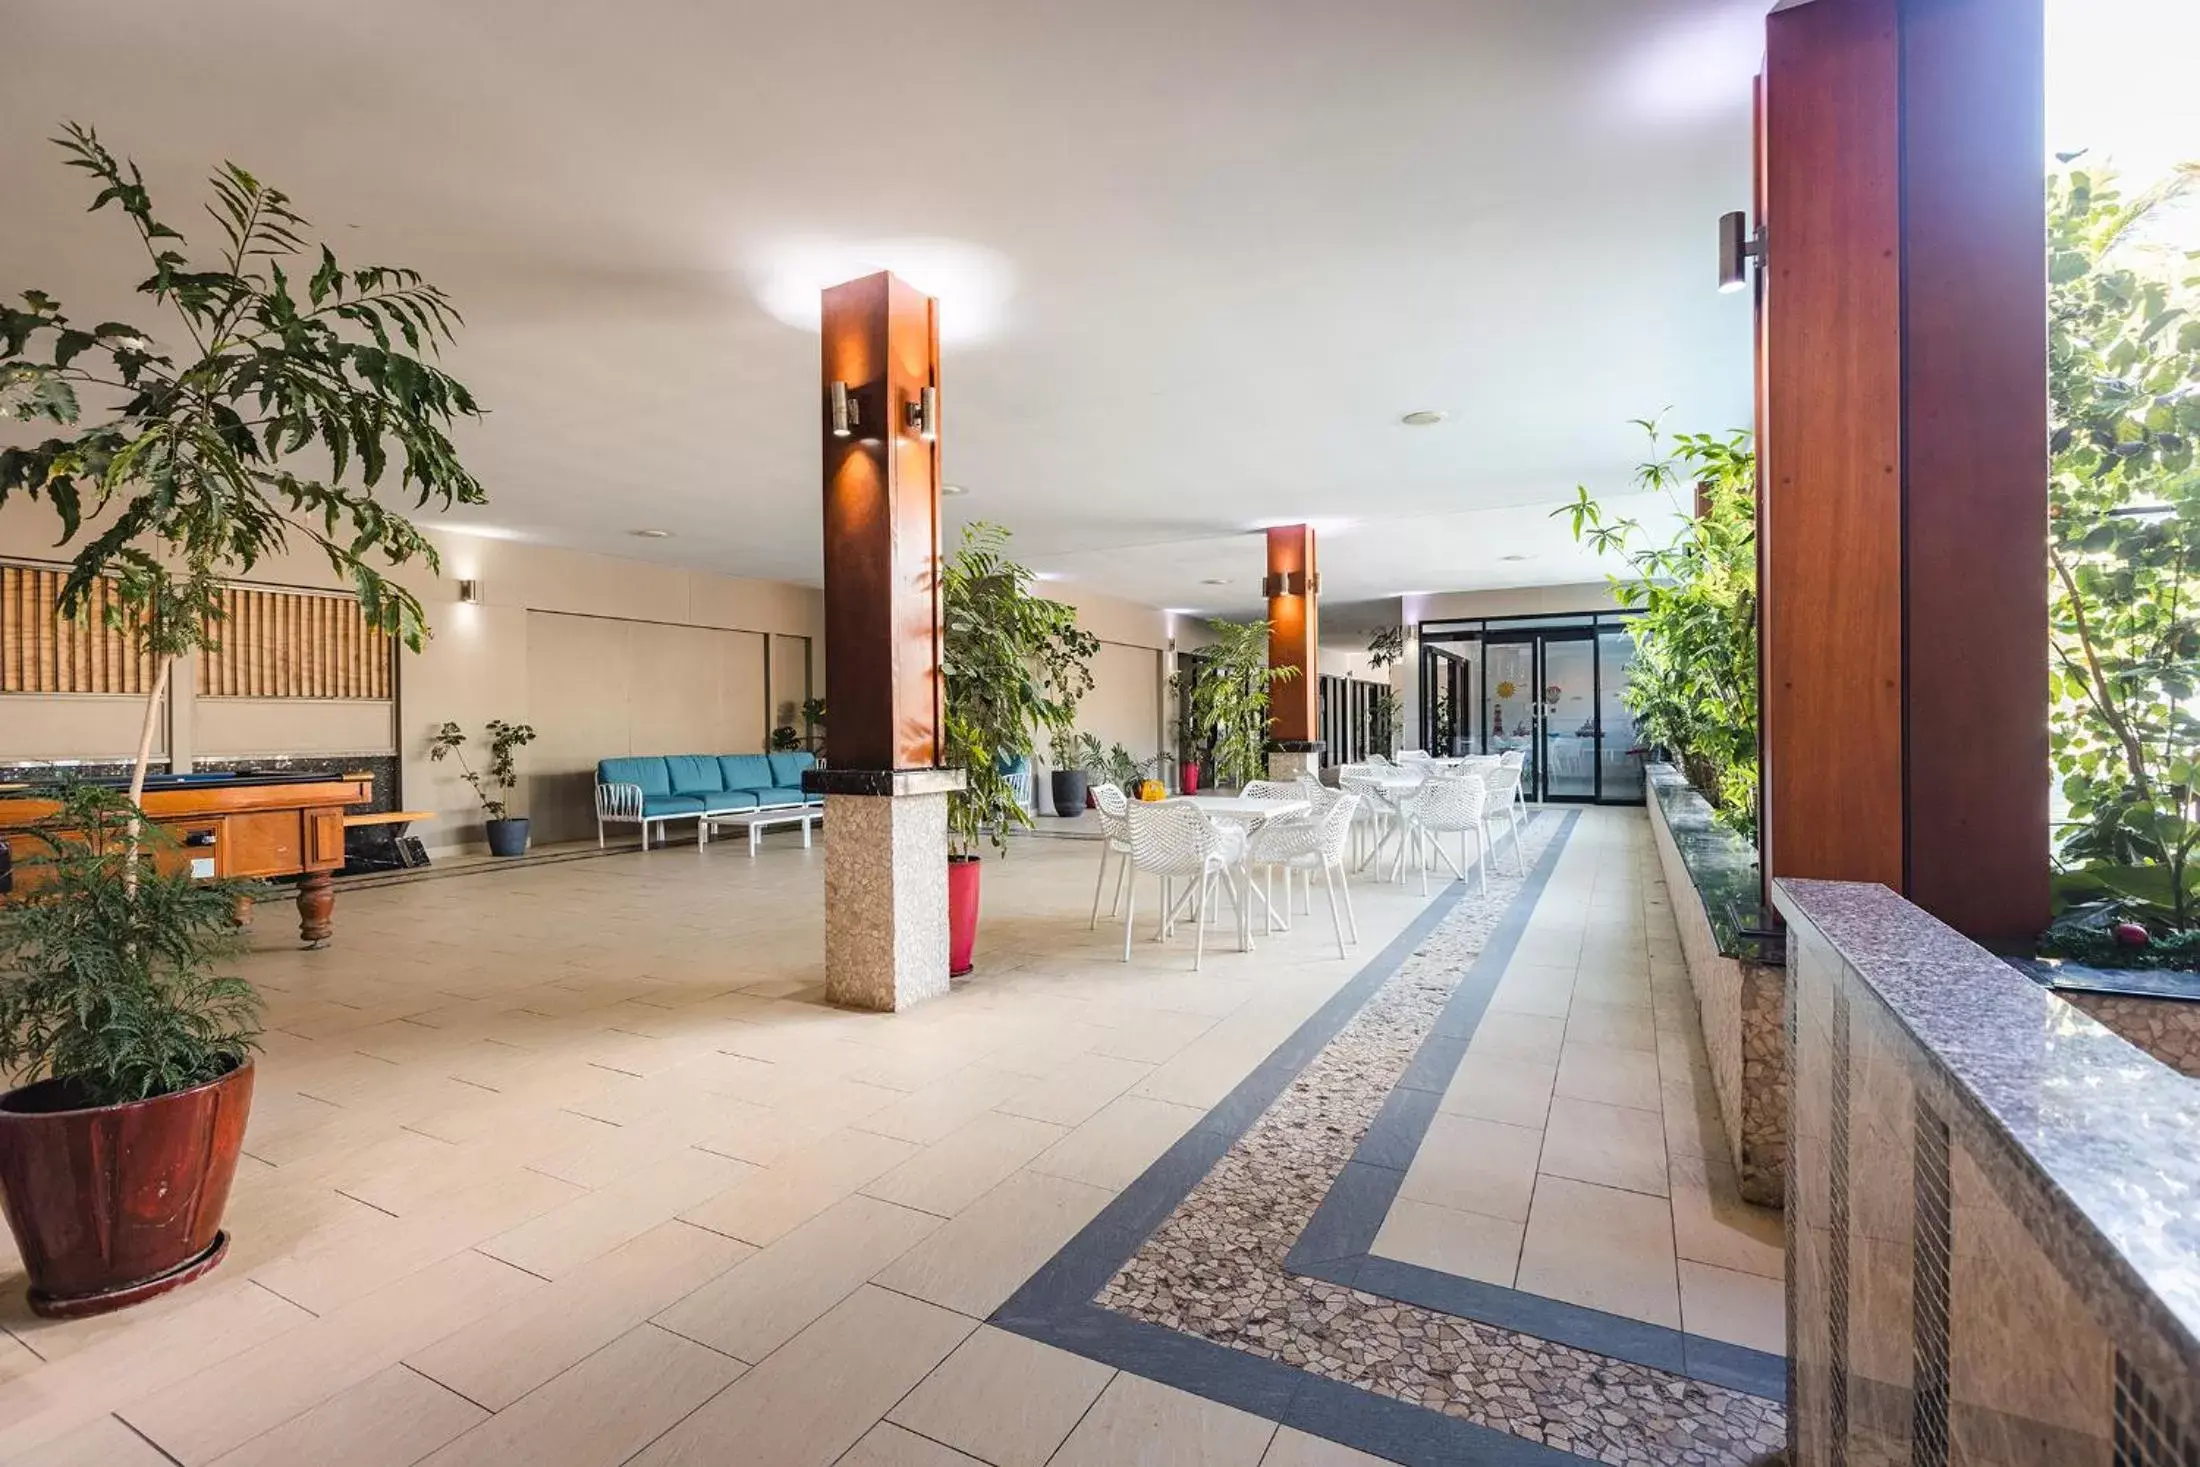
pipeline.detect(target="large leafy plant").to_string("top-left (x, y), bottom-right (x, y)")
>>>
top-left (2047, 161), bottom-right (2200, 932)
top-left (1560, 421), bottom-right (1759, 839)
top-left (940, 522), bottom-right (1097, 855)
top-left (0, 784), bottom-right (262, 1105)
top-left (0, 123), bottom-right (485, 821)
top-left (1178, 619), bottom-right (1300, 789)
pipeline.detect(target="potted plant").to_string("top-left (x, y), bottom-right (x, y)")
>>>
top-left (770, 724), bottom-right (802, 752)
top-left (941, 522), bottom-right (1096, 975)
top-left (801, 697), bottom-right (828, 758)
top-left (0, 784), bottom-right (263, 1317)
top-left (429, 719), bottom-right (537, 856)
top-left (1178, 619), bottom-right (1301, 790)
top-left (1048, 730), bottom-right (1102, 817)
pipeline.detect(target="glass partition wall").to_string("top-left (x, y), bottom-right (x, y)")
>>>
top-left (1416, 612), bottom-right (1646, 804)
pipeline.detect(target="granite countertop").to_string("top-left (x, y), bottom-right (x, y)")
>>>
top-left (1775, 877), bottom-right (2200, 1376)
top-left (1645, 764), bottom-right (1766, 959)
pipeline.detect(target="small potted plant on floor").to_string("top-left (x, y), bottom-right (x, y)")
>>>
top-left (429, 719), bottom-right (538, 856)
top-left (942, 522), bottom-right (1097, 975)
top-left (0, 784), bottom-right (263, 1318)
top-left (1048, 730), bottom-right (1101, 818)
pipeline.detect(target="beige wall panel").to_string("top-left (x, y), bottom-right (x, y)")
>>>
top-left (1084, 640), bottom-right (1163, 764)
top-left (769, 635), bottom-right (811, 732)
top-left (192, 699), bottom-right (394, 758)
top-left (0, 695), bottom-right (167, 762)
top-left (403, 602), bottom-right (532, 849)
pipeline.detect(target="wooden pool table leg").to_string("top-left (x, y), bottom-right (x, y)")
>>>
top-left (297, 870), bottom-right (335, 948)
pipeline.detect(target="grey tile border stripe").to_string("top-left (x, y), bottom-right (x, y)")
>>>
top-left (991, 810), bottom-right (1783, 1460)
top-left (1287, 811), bottom-right (1789, 1404)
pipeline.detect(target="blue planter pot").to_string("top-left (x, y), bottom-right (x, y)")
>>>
top-left (485, 817), bottom-right (530, 858)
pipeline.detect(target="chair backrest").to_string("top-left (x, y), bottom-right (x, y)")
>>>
top-left (1418, 773), bottom-right (1488, 830)
top-left (1315, 790), bottom-right (1361, 856)
top-left (1127, 800), bottom-right (1220, 877)
top-left (1481, 764), bottom-right (1521, 804)
top-left (1094, 781), bottom-right (1130, 840)
top-left (1365, 753), bottom-right (1392, 767)
top-left (1241, 780), bottom-right (1302, 802)
top-left (1398, 749), bottom-right (1431, 764)
top-left (1499, 748), bottom-right (1525, 767)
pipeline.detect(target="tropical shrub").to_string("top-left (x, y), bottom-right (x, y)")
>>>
top-left (428, 719), bottom-right (537, 820)
top-left (2046, 161), bottom-right (2200, 933)
top-left (1177, 619), bottom-right (1300, 789)
top-left (1559, 421), bottom-right (1758, 838)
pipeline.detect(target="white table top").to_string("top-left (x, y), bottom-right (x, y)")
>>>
top-left (1173, 794), bottom-right (1309, 819)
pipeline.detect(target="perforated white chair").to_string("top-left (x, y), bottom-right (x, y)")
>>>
top-left (1414, 774), bottom-right (1490, 896)
top-left (1089, 784), bottom-right (1134, 929)
top-left (1398, 749), bottom-right (1432, 766)
top-left (1337, 766), bottom-right (1393, 874)
top-left (1248, 789), bottom-right (1362, 957)
top-left (1480, 762), bottom-right (1527, 874)
top-left (1499, 748), bottom-right (1528, 816)
top-left (1123, 800), bottom-right (1249, 970)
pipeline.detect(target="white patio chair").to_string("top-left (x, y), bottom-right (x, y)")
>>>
top-left (1499, 748), bottom-right (1528, 815)
top-left (1338, 766), bottom-right (1396, 874)
top-left (1123, 800), bottom-right (1249, 970)
top-left (1240, 779), bottom-right (1305, 803)
top-left (1413, 773), bottom-right (1490, 896)
top-left (1249, 790), bottom-right (1362, 957)
top-left (1480, 762), bottom-right (1527, 874)
top-left (1088, 783), bottom-right (1134, 930)
top-left (1398, 749), bottom-right (1432, 765)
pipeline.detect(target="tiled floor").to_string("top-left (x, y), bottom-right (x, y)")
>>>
top-left (0, 805), bottom-right (1784, 1466)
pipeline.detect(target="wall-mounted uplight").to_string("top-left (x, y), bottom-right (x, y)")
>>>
top-left (829, 380), bottom-right (860, 437)
top-left (1260, 571), bottom-right (1321, 598)
top-left (457, 579), bottom-right (483, 605)
top-left (1718, 210), bottom-right (1764, 293)
top-left (905, 385), bottom-right (939, 442)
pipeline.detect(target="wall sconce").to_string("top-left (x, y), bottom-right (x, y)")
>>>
top-left (905, 384), bottom-right (939, 442)
top-left (829, 380), bottom-right (861, 437)
top-left (1261, 571), bottom-right (1321, 598)
top-left (1718, 211), bottom-right (1765, 293)
top-left (457, 579), bottom-right (482, 605)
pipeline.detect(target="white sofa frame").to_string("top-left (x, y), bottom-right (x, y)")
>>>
top-left (595, 782), bottom-right (817, 850)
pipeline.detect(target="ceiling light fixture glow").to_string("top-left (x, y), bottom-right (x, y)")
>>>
top-left (1200, 578), bottom-right (1232, 586)
top-left (1400, 410), bottom-right (1448, 426)
top-left (630, 528), bottom-right (673, 539)
top-left (940, 483), bottom-right (969, 497)
top-left (752, 237), bottom-right (1016, 346)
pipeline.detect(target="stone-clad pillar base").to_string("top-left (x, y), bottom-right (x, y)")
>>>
top-left (1267, 742), bottom-right (1324, 783)
top-left (809, 768), bottom-right (964, 1013)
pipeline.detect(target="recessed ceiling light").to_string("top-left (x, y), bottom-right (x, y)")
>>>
top-left (940, 483), bottom-right (969, 497)
top-left (1400, 410), bottom-right (1448, 427)
top-left (1200, 577), bottom-right (1232, 586)
top-left (1500, 553), bottom-right (1531, 562)
top-left (630, 528), bottom-right (673, 539)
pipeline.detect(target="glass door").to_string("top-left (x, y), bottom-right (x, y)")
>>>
top-left (1539, 633), bottom-right (1599, 800)
top-left (1483, 637), bottom-right (1540, 793)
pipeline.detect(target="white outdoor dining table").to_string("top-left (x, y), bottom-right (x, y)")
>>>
top-left (1165, 794), bottom-right (1310, 938)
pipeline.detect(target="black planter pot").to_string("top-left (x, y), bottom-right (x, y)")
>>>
top-left (1050, 770), bottom-right (1088, 817)
top-left (485, 817), bottom-right (530, 858)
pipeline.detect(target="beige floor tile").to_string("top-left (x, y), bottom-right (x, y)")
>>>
top-left (861, 1111), bottom-right (1067, 1218)
top-left (1538, 1095), bottom-right (1670, 1197)
top-left (1435, 1053), bottom-right (1556, 1130)
top-left (1515, 1175), bottom-right (1680, 1328)
top-left (1394, 1113), bottom-right (1545, 1223)
top-left (851, 1064), bottom-right (1034, 1145)
top-left (408, 1218), bottom-right (749, 1409)
top-left (1563, 999), bottom-right (1656, 1053)
top-left (11, 1414), bottom-right (176, 1467)
top-left (0, 1328), bottom-right (39, 1385)
top-left (205, 1362), bottom-right (485, 1467)
top-left (630, 1286), bottom-right (974, 1467)
top-left (122, 1249), bottom-right (541, 1465)
top-left (839, 1423), bottom-right (989, 1466)
top-left (418, 1323), bottom-right (742, 1467)
top-left (1464, 1011), bottom-right (1567, 1067)
top-left (1049, 1372), bottom-right (1276, 1467)
top-left (872, 1168), bottom-right (1115, 1319)
top-left (679, 1127), bottom-right (918, 1245)
top-left (1027, 1094), bottom-right (1205, 1191)
top-left (1370, 1197), bottom-right (1523, 1286)
top-left (1553, 1040), bottom-right (1662, 1113)
top-left (1261, 1426), bottom-right (1397, 1466)
top-left (478, 1146), bottom-right (755, 1278)
top-left (995, 1052), bottom-right (1154, 1126)
top-left (1487, 964), bottom-right (1576, 1020)
top-left (889, 1324), bottom-right (1115, 1467)
top-left (1680, 1260), bottom-right (1787, 1354)
top-left (653, 1193), bottom-right (940, 1361)
top-left (1668, 1151), bottom-right (1784, 1279)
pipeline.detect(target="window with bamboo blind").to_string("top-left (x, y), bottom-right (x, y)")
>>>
top-left (0, 563), bottom-right (392, 700)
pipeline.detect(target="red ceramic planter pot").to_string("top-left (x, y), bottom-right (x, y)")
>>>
top-left (1180, 762), bottom-right (1201, 795)
top-left (947, 854), bottom-right (982, 977)
top-left (0, 1058), bottom-right (254, 1319)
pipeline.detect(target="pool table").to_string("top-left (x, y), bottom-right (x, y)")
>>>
top-left (0, 768), bottom-right (374, 947)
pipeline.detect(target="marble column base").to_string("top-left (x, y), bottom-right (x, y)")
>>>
top-left (822, 789), bottom-right (951, 1012)
top-left (1267, 749), bottom-right (1322, 782)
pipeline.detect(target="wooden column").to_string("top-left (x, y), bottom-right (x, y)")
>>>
top-left (813, 271), bottom-right (960, 1012)
top-left (1263, 524), bottom-right (1321, 769)
top-left (1759, 0), bottom-right (2047, 945)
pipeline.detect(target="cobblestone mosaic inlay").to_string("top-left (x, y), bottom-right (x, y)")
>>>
top-left (1095, 816), bottom-right (1789, 1465)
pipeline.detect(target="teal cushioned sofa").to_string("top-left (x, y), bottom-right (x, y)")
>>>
top-left (595, 751), bottom-right (819, 848)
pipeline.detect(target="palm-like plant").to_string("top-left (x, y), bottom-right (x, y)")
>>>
top-left (1179, 619), bottom-right (1301, 789)
top-left (1, 123), bottom-right (485, 823)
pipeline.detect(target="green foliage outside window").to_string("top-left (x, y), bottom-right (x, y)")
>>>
top-left (1559, 422), bottom-right (1758, 840)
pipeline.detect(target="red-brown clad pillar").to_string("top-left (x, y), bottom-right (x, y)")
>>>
top-left (1264, 524), bottom-right (1323, 780)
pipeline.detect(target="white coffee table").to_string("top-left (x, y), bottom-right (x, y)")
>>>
top-left (703, 802), bottom-right (820, 855)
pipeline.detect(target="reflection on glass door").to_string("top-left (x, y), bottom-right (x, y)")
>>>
top-left (1597, 630), bottom-right (1645, 799)
top-left (1541, 636), bottom-right (1598, 799)
top-left (1484, 640), bottom-right (1538, 795)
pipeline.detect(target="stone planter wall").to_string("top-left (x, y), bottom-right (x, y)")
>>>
top-left (1645, 764), bottom-right (1788, 1207)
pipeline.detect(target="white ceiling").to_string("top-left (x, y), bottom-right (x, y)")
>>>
top-left (3, 0), bottom-right (1759, 611)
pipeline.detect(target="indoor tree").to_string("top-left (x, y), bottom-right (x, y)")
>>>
top-left (2046, 160), bottom-right (2200, 932)
top-left (0, 123), bottom-right (486, 838)
top-left (940, 521), bottom-right (1097, 854)
top-left (1178, 619), bottom-right (1300, 789)
top-left (1559, 420), bottom-right (1759, 838)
